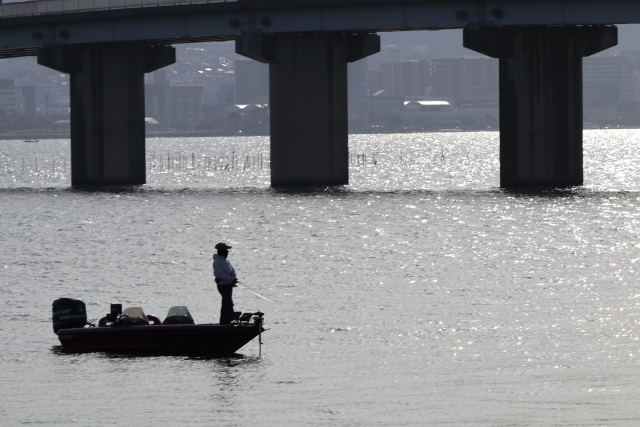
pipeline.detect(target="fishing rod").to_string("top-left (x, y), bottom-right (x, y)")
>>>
top-left (236, 281), bottom-right (278, 304)
top-left (235, 281), bottom-right (276, 357)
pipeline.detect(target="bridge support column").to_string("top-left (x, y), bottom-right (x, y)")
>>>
top-left (38, 46), bottom-right (175, 187)
top-left (237, 34), bottom-right (380, 186)
top-left (464, 26), bottom-right (617, 188)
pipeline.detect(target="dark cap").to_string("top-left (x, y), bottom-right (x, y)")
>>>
top-left (215, 242), bottom-right (232, 250)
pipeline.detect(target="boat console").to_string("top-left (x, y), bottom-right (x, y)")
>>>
top-left (229, 311), bottom-right (264, 325)
top-left (105, 303), bottom-right (121, 323)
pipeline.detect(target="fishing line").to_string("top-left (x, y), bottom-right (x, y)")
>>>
top-left (236, 281), bottom-right (280, 304)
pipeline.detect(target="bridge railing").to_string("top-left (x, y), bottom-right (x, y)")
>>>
top-left (0, 0), bottom-right (234, 18)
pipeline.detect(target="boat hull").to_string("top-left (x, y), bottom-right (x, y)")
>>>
top-left (57, 323), bottom-right (265, 354)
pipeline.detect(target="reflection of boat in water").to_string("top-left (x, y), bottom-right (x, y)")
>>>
top-left (23, 139), bottom-right (39, 143)
top-left (52, 298), bottom-right (267, 354)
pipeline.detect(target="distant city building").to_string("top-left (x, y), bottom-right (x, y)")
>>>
top-left (146, 70), bottom-right (169, 125)
top-left (633, 69), bottom-right (640, 103)
top-left (584, 55), bottom-right (633, 102)
top-left (0, 79), bottom-right (38, 116)
top-left (348, 58), bottom-right (370, 121)
top-left (368, 69), bottom-right (384, 95)
top-left (36, 85), bottom-right (69, 115)
top-left (369, 90), bottom-right (405, 116)
top-left (583, 81), bottom-right (620, 124)
top-left (403, 60), bottom-right (431, 96)
top-left (621, 50), bottom-right (640, 102)
top-left (461, 83), bottom-right (499, 118)
top-left (368, 45), bottom-right (402, 70)
top-left (18, 86), bottom-right (35, 116)
top-left (431, 58), bottom-right (498, 105)
top-left (0, 88), bottom-right (24, 115)
top-left (216, 84), bottom-right (236, 107)
top-left (146, 70), bottom-right (203, 129)
top-left (379, 62), bottom-right (403, 95)
top-left (13, 77), bottom-right (68, 116)
top-left (234, 60), bottom-right (269, 105)
top-left (165, 85), bottom-right (204, 129)
top-left (375, 60), bottom-right (431, 97)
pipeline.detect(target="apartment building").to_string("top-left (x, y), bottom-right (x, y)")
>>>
top-left (583, 55), bottom-right (633, 102)
top-left (348, 58), bottom-right (370, 120)
top-left (234, 59), bottom-right (269, 105)
top-left (372, 60), bottom-right (431, 97)
top-left (146, 70), bottom-right (204, 129)
top-left (431, 58), bottom-right (498, 105)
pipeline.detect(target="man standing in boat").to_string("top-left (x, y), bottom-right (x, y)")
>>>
top-left (213, 242), bottom-right (238, 324)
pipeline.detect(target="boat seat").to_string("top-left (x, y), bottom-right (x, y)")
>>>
top-left (163, 306), bottom-right (195, 325)
top-left (120, 307), bottom-right (149, 326)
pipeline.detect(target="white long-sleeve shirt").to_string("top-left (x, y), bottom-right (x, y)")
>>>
top-left (213, 254), bottom-right (237, 285)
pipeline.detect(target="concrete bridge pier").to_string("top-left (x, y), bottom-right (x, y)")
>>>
top-left (464, 26), bottom-right (617, 188)
top-left (237, 34), bottom-right (380, 186)
top-left (38, 46), bottom-right (175, 187)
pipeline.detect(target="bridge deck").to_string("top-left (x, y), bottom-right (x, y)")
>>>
top-left (0, 0), bottom-right (635, 58)
top-left (0, 0), bottom-right (234, 19)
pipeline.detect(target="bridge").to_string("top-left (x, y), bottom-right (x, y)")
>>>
top-left (0, 0), bottom-right (632, 187)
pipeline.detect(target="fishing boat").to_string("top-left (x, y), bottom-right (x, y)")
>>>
top-left (52, 298), bottom-right (267, 354)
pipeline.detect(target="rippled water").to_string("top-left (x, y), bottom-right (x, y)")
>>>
top-left (3, 131), bottom-right (640, 426)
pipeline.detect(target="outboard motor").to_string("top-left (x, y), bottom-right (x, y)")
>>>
top-left (52, 298), bottom-right (87, 334)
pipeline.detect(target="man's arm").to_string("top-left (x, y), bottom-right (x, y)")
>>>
top-left (214, 258), bottom-right (237, 284)
top-left (213, 259), bottom-right (225, 279)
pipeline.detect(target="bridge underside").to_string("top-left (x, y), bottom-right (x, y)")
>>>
top-left (0, 0), bottom-right (635, 59)
top-left (0, 36), bottom-right (234, 60)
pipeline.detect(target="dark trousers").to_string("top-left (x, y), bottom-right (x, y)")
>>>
top-left (217, 284), bottom-right (234, 324)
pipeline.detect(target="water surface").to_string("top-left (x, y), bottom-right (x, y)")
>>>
top-left (2, 131), bottom-right (640, 426)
